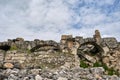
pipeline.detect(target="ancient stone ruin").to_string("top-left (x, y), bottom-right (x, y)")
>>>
top-left (0, 30), bottom-right (120, 80)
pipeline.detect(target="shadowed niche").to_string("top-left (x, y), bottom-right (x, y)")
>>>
top-left (30, 44), bottom-right (60, 52)
top-left (0, 45), bottom-right (11, 51)
top-left (77, 42), bottom-right (104, 62)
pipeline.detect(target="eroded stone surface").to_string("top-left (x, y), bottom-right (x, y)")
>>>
top-left (0, 67), bottom-right (119, 80)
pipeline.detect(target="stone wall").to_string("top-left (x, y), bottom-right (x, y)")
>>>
top-left (0, 30), bottom-right (120, 75)
top-left (0, 39), bottom-right (59, 52)
top-left (0, 50), bottom-right (76, 69)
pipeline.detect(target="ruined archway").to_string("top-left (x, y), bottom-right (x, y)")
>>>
top-left (0, 45), bottom-right (11, 51)
top-left (77, 41), bottom-right (104, 63)
top-left (30, 44), bottom-right (60, 52)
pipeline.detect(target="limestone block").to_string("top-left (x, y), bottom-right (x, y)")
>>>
top-left (4, 63), bottom-right (14, 69)
top-left (0, 53), bottom-right (4, 61)
top-left (102, 46), bottom-right (109, 56)
top-left (93, 30), bottom-right (101, 44)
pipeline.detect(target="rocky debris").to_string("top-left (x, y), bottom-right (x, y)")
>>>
top-left (57, 77), bottom-right (67, 80)
top-left (0, 67), bottom-right (119, 80)
top-left (76, 31), bottom-right (120, 75)
top-left (102, 50), bottom-right (120, 73)
top-left (35, 75), bottom-right (43, 80)
top-left (101, 38), bottom-right (118, 48)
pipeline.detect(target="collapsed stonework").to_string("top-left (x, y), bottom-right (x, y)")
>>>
top-left (60, 30), bottom-right (120, 75)
top-left (0, 30), bottom-right (120, 76)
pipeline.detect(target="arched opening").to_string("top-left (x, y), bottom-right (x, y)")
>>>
top-left (0, 45), bottom-right (11, 51)
top-left (30, 44), bottom-right (60, 52)
top-left (77, 42), bottom-right (104, 63)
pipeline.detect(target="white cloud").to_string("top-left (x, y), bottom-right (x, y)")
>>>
top-left (0, 0), bottom-right (120, 42)
top-left (81, 13), bottom-right (106, 25)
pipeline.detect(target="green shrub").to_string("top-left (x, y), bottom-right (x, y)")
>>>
top-left (93, 62), bottom-right (119, 76)
top-left (114, 70), bottom-right (120, 76)
top-left (107, 68), bottom-right (119, 76)
top-left (80, 60), bottom-right (89, 68)
top-left (108, 68), bottom-right (114, 75)
top-left (93, 62), bottom-right (108, 71)
top-left (102, 63), bottom-right (109, 71)
top-left (93, 62), bottom-right (102, 67)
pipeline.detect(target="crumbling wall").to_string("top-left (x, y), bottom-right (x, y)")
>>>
top-left (76, 30), bottom-right (120, 74)
top-left (0, 30), bottom-right (120, 75)
top-left (0, 39), bottom-right (60, 52)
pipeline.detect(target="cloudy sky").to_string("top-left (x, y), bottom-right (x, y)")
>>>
top-left (0, 0), bottom-right (120, 42)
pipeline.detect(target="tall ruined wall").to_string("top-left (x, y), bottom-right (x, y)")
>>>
top-left (0, 38), bottom-right (76, 69)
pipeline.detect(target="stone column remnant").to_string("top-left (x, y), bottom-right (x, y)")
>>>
top-left (93, 30), bottom-right (101, 44)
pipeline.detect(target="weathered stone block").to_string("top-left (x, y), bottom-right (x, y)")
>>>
top-left (93, 30), bottom-right (101, 44)
top-left (16, 37), bottom-right (24, 42)
top-left (61, 35), bottom-right (73, 40)
top-left (3, 62), bottom-right (14, 69)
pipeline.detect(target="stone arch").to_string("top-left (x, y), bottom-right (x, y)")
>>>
top-left (30, 44), bottom-right (60, 52)
top-left (77, 41), bottom-right (104, 63)
top-left (80, 42), bottom-right (104, 53)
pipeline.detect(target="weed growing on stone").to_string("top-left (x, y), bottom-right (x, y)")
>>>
top-left (80, 60), bottom-right (89, 68)
top-left (93, 62), bottom-right (119, 76)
